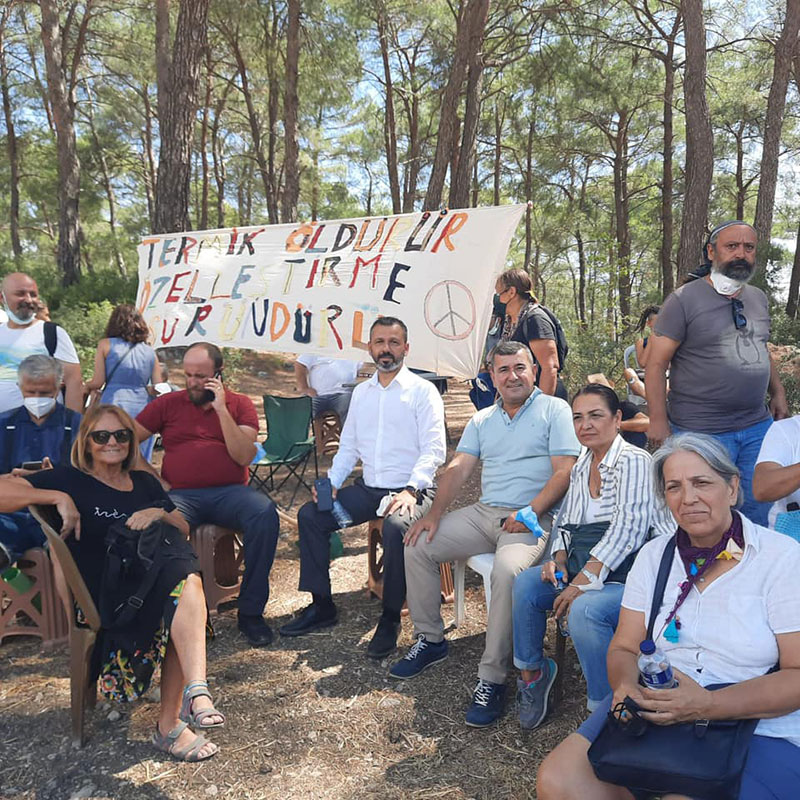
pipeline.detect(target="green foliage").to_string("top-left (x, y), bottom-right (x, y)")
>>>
top-left (53, 300), bottom-right (115, 379)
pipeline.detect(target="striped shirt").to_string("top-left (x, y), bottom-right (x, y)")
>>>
top-left (551, 435), bottom-right (675, 574)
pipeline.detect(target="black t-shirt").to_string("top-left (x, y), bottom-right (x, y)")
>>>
top-left (510, 306), bottom-right (557, 349)
top-left (620, 400), bottom-right (647, 450)
top-left (27, 466), bottom-right (175, 598)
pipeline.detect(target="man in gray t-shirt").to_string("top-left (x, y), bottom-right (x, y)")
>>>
top-left (645, 220), bottom-right (788, 526)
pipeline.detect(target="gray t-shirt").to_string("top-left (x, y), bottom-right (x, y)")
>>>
top-left (655, 278), bottom-right (771, 433)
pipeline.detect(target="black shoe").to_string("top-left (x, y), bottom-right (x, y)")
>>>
top-left (237, 613), bottom-right (274, 647)
top-left (279, 602), bottom-right (338, 637)
top-left (367, 617), bottom-right (400, 659)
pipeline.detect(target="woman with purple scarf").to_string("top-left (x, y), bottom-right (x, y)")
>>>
top-left (538, 433), bottom-right (800, 800)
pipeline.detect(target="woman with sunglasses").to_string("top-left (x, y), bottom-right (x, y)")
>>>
top-left (0, 404), bottom-right (222, 761)
top-left (537, 433), bottom-right (800, 799)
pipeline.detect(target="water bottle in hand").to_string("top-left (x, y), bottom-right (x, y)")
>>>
top-left (553, 569), bottom-right (570, 637)
top-left (638, 639), bottom-right (676, 689)
top-left (332, 500), bottom-right (353, 528)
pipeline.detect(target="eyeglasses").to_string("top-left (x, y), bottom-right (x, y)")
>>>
top-left (88, 428), bottom-right (133, 445)
top-left (731, 298), bottom-right (747, 330)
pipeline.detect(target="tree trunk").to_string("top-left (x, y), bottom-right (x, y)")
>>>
top-left (377, 3), bottom-right (401, 213)
top-left (142, 84), bottom-right (158, 230)
top-left (264, 6), bottom-right (281, 224)
top-left (210, 78), bottom-right (233, 229)
top-left (450, 1), bottom-right (490, 208)
top-left (198, 60), bottom-right (211, 230)
top-left (613, 108), bottom-right (632, 324)
top-left (20, 8), bottom-right (54, 136)
top-left (282, 0), bottom-right (301, 223)
top-left (424, 0), bottom-right (490, 210)
top-left (85, 82), bottom-right (125, 276)
top-left (524, 118), bottom-right (534, 268)
top-left (39, 0), bottom-right (92, 286)
top-left (786, 215), bottom-right (800, 318)
top-left (153, 0), bottom-right (211, 234)
top-left (754, 0), bottom-right (800, 268)
top-left (402, 79), bottom-right (421, 212)
top-left (0, 15), bottom-right (21, 260)
top-left (735, 122), bottom-right (746, 218)
top-left (493, 101), bottom-right (502, 206)
top-left (576, 226), bottom-right (587, 329)
top-left (676, 0), bottom-right (714, 284)
top-left (659, 20), bottom-right (679, 298)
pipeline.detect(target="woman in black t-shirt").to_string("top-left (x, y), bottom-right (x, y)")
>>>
top-left (0, 404), bottom-right (221, 762)
top-left (496, 268), bottom-right (568, 400)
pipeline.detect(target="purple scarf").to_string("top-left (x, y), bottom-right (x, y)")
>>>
top-left (664, 512), bottom-right (745, 626)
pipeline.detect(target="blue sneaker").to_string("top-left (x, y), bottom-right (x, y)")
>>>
top-left (517, 657), bottom-right (558, 729)
top-left (389, 634), bottom-right (448, 679)
top-left (465, 678), bottom-right (507, 727)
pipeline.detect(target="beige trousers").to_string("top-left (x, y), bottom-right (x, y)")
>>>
top-left (404, 502), bottom-right (551, 684)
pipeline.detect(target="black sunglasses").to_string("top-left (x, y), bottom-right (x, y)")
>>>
top-left (731, 298), bottom-right (747, 330)
top-left (89, 428), bottom-right (133, 445)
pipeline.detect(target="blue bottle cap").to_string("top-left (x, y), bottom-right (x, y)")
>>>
top-left (554, 570), bottom-right (564, 581)
top-left (639, 639), bottom-right (656, 655)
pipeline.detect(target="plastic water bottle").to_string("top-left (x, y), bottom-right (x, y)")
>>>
top-left (332, 500), bottom-right (353, 528)
top-left (638, 639), bottom-right (676, 689)
top-left (553, 570), bottom-right (570, 636)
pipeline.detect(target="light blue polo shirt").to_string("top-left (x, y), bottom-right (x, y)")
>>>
top-left (456, 388), bottom-right (580, 508)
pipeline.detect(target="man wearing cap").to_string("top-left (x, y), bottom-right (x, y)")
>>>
top-left (645, 220), bottom-right (788, 525)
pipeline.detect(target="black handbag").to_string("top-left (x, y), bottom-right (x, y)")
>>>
top-left (587, 535), bottom-right (759, 800)
top-left (561, 521), bottom-right (636, 583)
top-left (100, 519), bottom-right (195, 630)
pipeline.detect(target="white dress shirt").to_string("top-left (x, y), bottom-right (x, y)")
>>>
top-left (327, 365), bottom-right (446, 491)
top-left (623, 515), bottom-right (800, 746)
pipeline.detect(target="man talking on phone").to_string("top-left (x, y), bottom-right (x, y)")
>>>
top-left (280, 317), bottom-right (446, 659)
top-left (0, 354), bottom-right (81, 569)
top-left (134, 342), bottom-right (279, 647)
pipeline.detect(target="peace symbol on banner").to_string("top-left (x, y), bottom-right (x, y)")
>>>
top-left (424, 280), bottom-right (477, 341)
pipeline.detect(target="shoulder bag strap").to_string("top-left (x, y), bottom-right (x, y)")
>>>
top-left (646, 534), bottom-right (677, 641)
top-left (103, 342), bottom-right (136, 390)
top-left (43, 321), bottom-right (57, 356)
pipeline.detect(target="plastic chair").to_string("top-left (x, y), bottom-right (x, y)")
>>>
top-left (249, 395), bottom-right (318, 508)
top-left (1, 548), bottom-right (68, 648)
top-left (28, 504), bottom-right (100, 747)
top-left (189, 524), bottom-right (244, 613)
top-left (453, 553), bottom-right (495, 627)
top-left (313, 411), bottom-right (342, 457)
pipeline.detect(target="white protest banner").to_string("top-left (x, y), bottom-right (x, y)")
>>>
top-left (136, 204), bottom-right (526, 379)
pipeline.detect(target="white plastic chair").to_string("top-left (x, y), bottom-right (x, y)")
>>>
top-left (453, 553), bottom-right (495, 627)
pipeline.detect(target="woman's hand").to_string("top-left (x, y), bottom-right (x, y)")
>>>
top-left (54, 492), bottom-right (81, 540)
top-left (552, 583), bottom-right (580, 620)
top-left (541, 559), bottom-right (558, 584)
top-left (126, 507), bottom-right (166, 531)
top-left (637, 668), bottom-right (714, 725)
top-left (611, 679), bottom-right (648, 722)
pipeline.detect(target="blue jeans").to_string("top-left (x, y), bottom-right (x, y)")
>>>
top-left (671, 417), bottom-right (772, 526)
top-left (0, 511), bottom-right (46, 563)
top-left (170, 484), bottom-right (279, 617)
top-left (312, 391), bottom-right (353, 425)
top-left (512, 565), bottom-right (625, 709)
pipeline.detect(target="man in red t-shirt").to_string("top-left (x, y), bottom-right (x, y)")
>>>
top-left (135, 342), bottom-right (279, 647)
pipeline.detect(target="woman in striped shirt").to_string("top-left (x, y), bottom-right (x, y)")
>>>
top-left (510, 383), bottom-right (674, 730)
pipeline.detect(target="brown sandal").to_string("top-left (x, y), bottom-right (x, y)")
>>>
top-left (152, 721), bottom-right (218, 761)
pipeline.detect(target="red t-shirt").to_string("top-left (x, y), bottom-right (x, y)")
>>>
top-left (136, 390), bottom-right (259, 489)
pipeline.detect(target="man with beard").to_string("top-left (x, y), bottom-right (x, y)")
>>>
top-left (646, 220), bottom-right (788, 524)
top-left (280, 317), bottom-right (446, 659)
top-left (134, 342), bottom-right (279, 647)
top-left (0, 272), bottom-right (82, 413)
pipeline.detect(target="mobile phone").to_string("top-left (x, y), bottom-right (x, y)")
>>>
top-left (22, 461), bottom-right (44, 471)
top-left (201, 370), bottom-right (222, 404)
top-left (315, 478), bottom-right (334, 512)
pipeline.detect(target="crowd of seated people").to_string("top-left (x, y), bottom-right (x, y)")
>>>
top-left (2, 219), bottom-right (800, 793)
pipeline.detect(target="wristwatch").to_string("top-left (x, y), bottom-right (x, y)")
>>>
top-left (404, 485), bottom-right (422, 501)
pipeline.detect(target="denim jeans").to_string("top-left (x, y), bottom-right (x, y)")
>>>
top-left (311, 391), bottom-right (353, 425)
top-left (0, 511), bottom-right (46, 563)
top-left (169, 484), bottom-right (279, 617)
top-left (512, 565), bottom-right (625, 709)
top-left (671, 417), bottom-right (773, 526)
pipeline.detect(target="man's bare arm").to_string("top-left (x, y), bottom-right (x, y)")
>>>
top-left (644, 333), bottom-right (680, 446)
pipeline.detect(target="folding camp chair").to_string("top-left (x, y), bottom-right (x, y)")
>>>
top-left (28, 504), bottom-right (100, 747)
top-left (249, 395), bottom-right (318, 508)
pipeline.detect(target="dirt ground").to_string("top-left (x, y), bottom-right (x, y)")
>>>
top-left (0, 353), bottom-right (589, 800)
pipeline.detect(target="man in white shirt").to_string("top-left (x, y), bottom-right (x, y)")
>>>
top-left (280, 317), bottom-right (446, 659)
top-left (293, 353), bottom-right (361, 423)
top-left (0, 273), bottom-right (82, 413)
top-left (753, 414), bottom-right (800, 526)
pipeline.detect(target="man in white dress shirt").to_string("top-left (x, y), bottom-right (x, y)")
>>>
top-left (280, 317), bottom-right (446, 659)
top-left (294, 353), bottom-right (362, 424)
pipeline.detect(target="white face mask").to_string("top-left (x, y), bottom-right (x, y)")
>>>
top-left (2, 295), bottom-right (35, 325)
top-left (23, 396), bottom-right (56, 418)
top-left (709, 270), bottom-right (746, 296)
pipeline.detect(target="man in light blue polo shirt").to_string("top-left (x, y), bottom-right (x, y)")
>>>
top-left (390, 340), bottom-right (580, 727)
